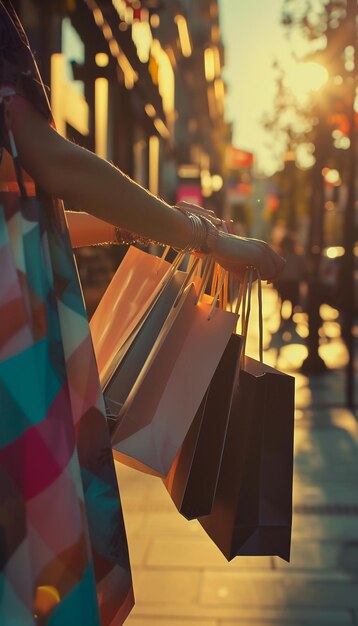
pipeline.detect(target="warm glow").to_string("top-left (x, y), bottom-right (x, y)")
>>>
top-left (204, 47), bottom-right (216, 82)
top-left (325, 246), bottom-right (345, 259)
top-left (150, 13), bottom-right (160, 28)
top-left (95, 52), bottom-right (109, 67)
top-left (34, 586), bottom-right (60, 616)
top-left (179, 164), bottom-right (200, 178)
top-left (324, 168), bottom-right (340, 185)
top-left (154, 117), bottom-right (170, 138)
top-left (115, 48), bottom-right (138, 88)
top-left (175, 15), bottom-right (192, 58)
top-left (149, 135), bottom-right (159, 196)
top-left (93, 7), bottom-right (104, 27)
top-left (132, 20), bottom-right (153, 62)
top-left (201, 170), bottom-right (212, 187)
top-left (102, 23), bottom-right (113, 40)
top-left (211, 24), bottom-right (220, 43)
top-left (214, 77), bottom-right (225, 102)
top-left (95, 78), bottom-right (108, 158)
top-left (320, 303), bottom-right (340, 320)
top-left (112, 0), bottom-right (126, 20)
top-left (88, 0), bottom-right (137, 88)
top-left (207, 84), bottom-right (217, 118)
top-left (109, 38), bottom-right (120, 57)
top-left (201, 169), bottom-right (218, 198)
top-left (145, 103), bottom-right (156, 118)
top-left (284, 151), bottom-right (296, 162)
top-left (51, 54), bottom-right (89, 137)
top-left (212, 174), bottom-right (223, 192)
top-left (212, 46), bottom-right (221, 77)
top-left (150, 40), bottom-right (175, 121)
top-left (125, 5), bottom-right (133, 24)
top-left (286, 62), bottom-right (328, 97)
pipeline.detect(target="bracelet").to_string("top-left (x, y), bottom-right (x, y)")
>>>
top-left (174, 206), bottom-right (219, 254)
top-left (114, 227), bottom-right (165, 247)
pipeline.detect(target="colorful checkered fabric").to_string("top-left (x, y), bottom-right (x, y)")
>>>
top-left (0, 190), bottom-right (134, 624)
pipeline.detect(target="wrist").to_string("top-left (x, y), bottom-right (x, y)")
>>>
top-left (174, 205), bottom-right (219, 254)
top-left (214, 230), bottom-right (231, 257)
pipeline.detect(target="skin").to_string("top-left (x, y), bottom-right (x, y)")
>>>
top-left (5, 94), bottom-right (285, 281)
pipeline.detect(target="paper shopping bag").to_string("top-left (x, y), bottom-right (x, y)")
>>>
top-left (164, 332), bottom-right (244, 519)
top-left (112, 283), bottom-right (238, 476)
top-left (104, 268), bottom-right (187, 425)
top-left (200, 354), bottom-right (295, 562)
top-left (90, 246), bottom-right (170, 386)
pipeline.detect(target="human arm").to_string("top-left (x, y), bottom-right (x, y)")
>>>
top-left (7, 94), bottom-right (192, 249)
top-left (65, 210), bottom-right (116, 248)
top-left (6, 94), bottom-right (285, 280)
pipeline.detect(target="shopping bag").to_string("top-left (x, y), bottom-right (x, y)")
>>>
top-left (90, 245), bottom-right (171, 386)
top-left (200, 272), bottom-right (295, 562)
top-left (103, 268), bottom-right (187, 425)
top-left (112, 272), bottom-right (238, 477)
top-left (164, 332), bottom-right (244, 519)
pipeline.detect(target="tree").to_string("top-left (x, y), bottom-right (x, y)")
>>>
top-left (264, 0), bottom-right (357, 383)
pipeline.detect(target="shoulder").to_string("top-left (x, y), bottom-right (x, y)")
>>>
top-left (0, 4), bottom-right (51, 120)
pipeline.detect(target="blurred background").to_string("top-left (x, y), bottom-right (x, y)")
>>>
top-left (10, 0), bottom-right (358, 623)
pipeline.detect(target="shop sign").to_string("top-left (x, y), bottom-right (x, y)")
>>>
top-left (176, 184), bottom-right (203, 206)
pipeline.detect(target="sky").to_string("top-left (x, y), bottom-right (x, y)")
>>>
top-left (219, 0), bottom-right (287, 175)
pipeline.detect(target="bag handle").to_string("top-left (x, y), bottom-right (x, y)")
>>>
top-left (195, 256), bottom-right (215, 303)
top-left (208, 268), bottom-right (228, 319)
top-left (238, 267), bottom-right (263, 364)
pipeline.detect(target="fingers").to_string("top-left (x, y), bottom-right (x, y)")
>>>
top-left (250, 241), bottom-right (286, 282)
top-left (176, 201), bottom-right (222, 226)
top-left (213, 233), bottom-right (287, 282)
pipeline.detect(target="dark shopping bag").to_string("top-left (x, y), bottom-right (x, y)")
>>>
top-left (200, 272), bottom-right (295, 562)
top-left (164, 332), bottom-right (244, 519)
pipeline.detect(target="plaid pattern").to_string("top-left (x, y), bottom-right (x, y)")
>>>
top-left (0, 190), bottom-right (133, 625)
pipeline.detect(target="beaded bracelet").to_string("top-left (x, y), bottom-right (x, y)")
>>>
top-left (114, 227), bottom-right (165, 247)
top-left (114, 208), bottom-right (219, 253)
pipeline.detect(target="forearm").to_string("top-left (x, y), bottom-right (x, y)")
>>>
top-left (65, 210), bottom-right (116, 248)
top-left (9, 95), bottom-right (192, 249)
top-left (54, 141), bottom-right (191, 248)
top-left (8, 95), bottom-right (286, 281)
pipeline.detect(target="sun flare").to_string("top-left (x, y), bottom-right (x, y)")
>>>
top-left (286, 61), bottom-right (329, 97)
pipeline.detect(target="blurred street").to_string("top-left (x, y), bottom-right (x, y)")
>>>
top-left (3, 1), bottom-right (358, 624)
top-left (115, 285), bottom-right (358, 626)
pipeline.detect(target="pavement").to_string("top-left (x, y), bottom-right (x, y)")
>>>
top-left (113, 285), bottom-right (358, 626)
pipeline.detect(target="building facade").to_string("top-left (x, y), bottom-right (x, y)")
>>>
top-left (11, 0), bottom-right (230, 314)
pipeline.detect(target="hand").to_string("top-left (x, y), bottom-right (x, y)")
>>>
top-left (175, 201), bottom-right (222, 227)
top-left (213, 232), bottom-right (286, 282)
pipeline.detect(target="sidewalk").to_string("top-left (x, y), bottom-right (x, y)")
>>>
top-left (115, 286), bottom-right (358, 626)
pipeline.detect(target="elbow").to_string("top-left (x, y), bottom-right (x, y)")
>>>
top-left (33, 135), bottom-right (72, 198)
top-left (18, 127), bottom-right (73, 199)
top-left (33, 161), bottom-right (62, 197)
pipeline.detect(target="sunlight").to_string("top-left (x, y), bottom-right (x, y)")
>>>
top-left (286, 61), bottom-right (329, 97)
top-left (281, 300), bottom-right (293, 319)
top-left (320, 303), bottom-right (340, 321)
top-left (319, 339), bottom-right (348, 368)
top-left (296, 323), bottom-right (309, 339)
top-left (278, 344), bottom-right (308, 370)
top-left (322, 321), bottom-right (341, 339)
